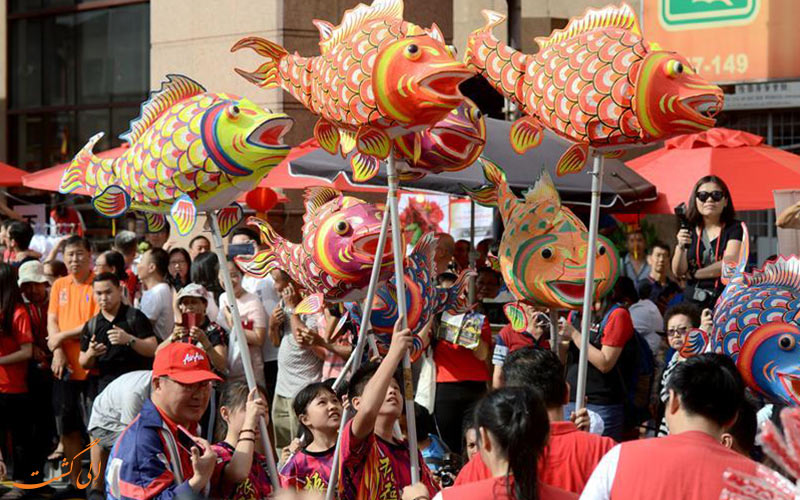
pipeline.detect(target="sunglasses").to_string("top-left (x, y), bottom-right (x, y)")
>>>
top-left (696, 190), bottom-right (725, 203)
top-left (667, 326), bottom-right (689, 337)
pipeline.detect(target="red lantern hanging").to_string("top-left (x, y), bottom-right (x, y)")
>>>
top-left (245, 187), bottom-right (279, 214)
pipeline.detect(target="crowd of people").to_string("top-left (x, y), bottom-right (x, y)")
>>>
top-left (0, 172), bottom-right (790, 500)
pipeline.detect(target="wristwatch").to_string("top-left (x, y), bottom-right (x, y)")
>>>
top-left (126, 337), bottom-right (136, 348)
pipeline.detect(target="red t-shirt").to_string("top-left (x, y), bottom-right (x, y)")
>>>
top-left (0, 306), bottom-right (34, 393)
top-left (582, 431), bottom-right (759, 499)
top-left (599, 308), bottom-right (634, 348)
top-left (437, 476), bottom-right (576, 500)
top-left (338, 419), bottom-right (438, 500)
top-left (455, 421), bottom-right (615, 494)
top-left (434, 318), bottom-right (492, 383)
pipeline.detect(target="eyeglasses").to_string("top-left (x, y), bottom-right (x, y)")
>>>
top-left (696, 190), bottom-right (725, 203)
top-left (667, 326), bottom-right (689, 337)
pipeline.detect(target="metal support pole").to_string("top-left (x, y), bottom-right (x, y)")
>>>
top-left (386, 149), bottom-right (421, 483)
top-left (208, 211), bottom-right (279, 489)
top-left (574, 153), bottom-right (605, 411)
top-left (326, 206), bottom-right (391, 500)
top-left (468, 200), bottom-right (477, 304)
top-left (549, 309), bottom-right (560, 360)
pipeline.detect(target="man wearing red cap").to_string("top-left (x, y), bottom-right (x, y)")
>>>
top-left (106, 342), bottom-right (222, 499)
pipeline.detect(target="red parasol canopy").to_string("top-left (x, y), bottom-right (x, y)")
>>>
top-left (626, 128), bottom-right (800, 213)
top-left (21, 145), bottom-right (129, 195)
top-left (0, 162), bottom-right (28, 187)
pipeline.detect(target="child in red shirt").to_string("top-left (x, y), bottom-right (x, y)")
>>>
top-left (338, 322), bottom-right (438, 500)
top-left (210, 382), bottom-right (272, 500)
top-left (280, 381), bottom-right (342, 492)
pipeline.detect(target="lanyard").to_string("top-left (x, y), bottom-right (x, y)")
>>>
top-left (695, 223), bottom-right (725, 268)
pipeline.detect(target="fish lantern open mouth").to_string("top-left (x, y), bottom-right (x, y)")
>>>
top-left (680, 93), bottom-right (723, 124)
top-left (429, 127), bottom-right (485, 161)
top-left (247, 117), bottom-right (293, 148)
top-left (351, 232), bottom-right (394, 261)
top-left (547, 280), bottom-right (587, 305)
top-left (418, 69), bottom-right (473, 105)
top-left (778, 373), bottom-right (800, 404)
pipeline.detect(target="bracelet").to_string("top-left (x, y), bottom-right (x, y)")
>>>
top-left (238, 437), bottom-right (255, 443)
top-left (239, 428), bottom-right (256, 435)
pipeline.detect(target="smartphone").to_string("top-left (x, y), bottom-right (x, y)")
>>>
top-left (176, 425), bottom-right (200, 453)
top-left (182, 312), bottom-right (201, 329)
top-left (228, 243), bottom-right (255, 258)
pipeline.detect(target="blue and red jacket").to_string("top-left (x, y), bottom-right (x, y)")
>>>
top-left (106, 399), bottom-right (202, 499)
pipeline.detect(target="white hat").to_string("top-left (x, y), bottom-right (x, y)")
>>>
top-left (18, 261), bottom-right (48, 286)
top-left (176, 283), bottom-right (209, 303)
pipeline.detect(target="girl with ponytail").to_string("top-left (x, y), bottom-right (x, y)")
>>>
top-left (404, 387), bottom-right (575, 500)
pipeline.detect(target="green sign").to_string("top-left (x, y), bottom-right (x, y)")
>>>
top-left (660, 0), bottom-right (759, 29)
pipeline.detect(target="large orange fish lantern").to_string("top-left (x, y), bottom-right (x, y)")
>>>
top-left (231, 0), bottom-right (473, 182)
top-left (464, 3), bottom-right (724, 175)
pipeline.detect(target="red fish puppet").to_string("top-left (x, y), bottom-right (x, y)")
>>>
top-left (232, 0), bottom-right (473, 182)
top-left (464, 3), bottom-right (724, 175)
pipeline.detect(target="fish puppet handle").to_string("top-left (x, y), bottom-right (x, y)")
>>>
top-left (436, 311), bottom-right (484, 350)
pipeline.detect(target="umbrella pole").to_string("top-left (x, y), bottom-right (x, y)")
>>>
top-left (325, 208), bottom-right (391, 500)
top-left (385, 148), bottom-right (421, 483)
top-left (575, 152), bottom-right (604, 412)
top-left (208, 211), bottom-right (279, 489)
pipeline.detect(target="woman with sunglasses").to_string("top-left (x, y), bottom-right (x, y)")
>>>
top-left (491, 304), bottom-right (552, 388)
top-left (672, 175), bottom-right (743, 309)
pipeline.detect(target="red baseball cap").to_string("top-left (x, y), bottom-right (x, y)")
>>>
top-left (153, 342), bottom-right (222, 384)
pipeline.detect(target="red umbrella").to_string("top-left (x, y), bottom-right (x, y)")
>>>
top-left (21, 145), bottom-right (129, 195)
top-left (0, 162), bottom-right (28, 187)
top-left (626, 128), bottom-right (800, 213)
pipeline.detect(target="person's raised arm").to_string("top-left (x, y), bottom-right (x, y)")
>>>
top-left (222, 389), bottom-right (268, 489)
top-left (777, 200), bottom-right (800, 229)
top-left (561, 321), bottom-right (625, 374)
top-left (351, 320), bottom-right (413, 440)
top-left (672, 228), bottom-right (692, 277)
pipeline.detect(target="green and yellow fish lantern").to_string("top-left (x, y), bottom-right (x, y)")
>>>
top-left (231, 0), bottom-right (473, 182)
top-left (464, 3), bottom-right (723, 176)
top-left (467, 158), bottom-right (619, 326)
top-left (59, 75), bottom-right (294, 236)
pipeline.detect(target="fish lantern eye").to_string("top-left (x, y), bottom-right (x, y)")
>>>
top-left (541, 247), bottom-right (553, 259)
top-left (470, 108), bottom-right (482, 121)
top-left (226, 104), bottom-right (241, 119)
top-left (778, 334), bottom-right (796, 351)
top-left (598, 245), bottom-right (607, 256)
top-left (405, 43), bottom-right (421, 61)
top-left (665, 60), bottom-right (684, 78)
top-left (445, 44), bottom-right (458, 58)
top-left (334, 220), bottom-right (351, 235)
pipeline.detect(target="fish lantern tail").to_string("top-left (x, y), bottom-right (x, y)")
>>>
top-left (231, 37), bottom-right (288, 89)
top-left (59, 132), bottom-right (105, 194)
top-left (462, 157), bottom-right (506, 207)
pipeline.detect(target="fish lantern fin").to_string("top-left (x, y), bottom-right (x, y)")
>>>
top-left (679, 328), bottom-right (710, 358)
top-left (603, 149), bottom-right (626, 159)
top-left (321, 0), bottom-right (404, 54)
top-left (144, 213), bottom-right (167, 234)
top-left (412, 232), bottom-right (438, 273)
top-left (524, 170), bottom-right (561, 213)
top-left (295, 293), bottom-right (325, 315)
top-left (356, 127), bottom-right (391, 160)
top-left (722, 222), bottom-right (749, 286)
top-left (314, 119), bottom-right (341, 155)
top-left (535, 3), bottom-right (640, 51)
top-left (303, 187), bottom-right (342, 217)
top-left (120, 75), bottom-right (205, 145)
top-left (235, 249), bottom-right (279, 279)
top-left (246, 216), bottom-right (284, 250)
top-left (504, 302), bottom-right (528, 333)
top-left (509, 116), bottom-right (544, 154)
top-left (216, 203), bottom-right (244, 238)
top-left (60, 132), bottom-right (105, 194)
top-left (441, 269), bottom-right (475, 315)
top-left (339, 129), bottom-right (357, 156)
top-left (91, 185), bottom-right (131, 219)
top-left (351, 153), bottom-right (380, 182)
top-left (231, 37), bottom-right (289, 89)
top-left (312, 19), bottom-right (334, 49)
top-left (463, 156), bottom-right (506, 208)
top-left (480, 10), bottom-right (507, 32)
top-left (556, 143), bottom-right (589, 176)
top-left (399, 169), bottom-right (426, 182)
top-left (169, 195), bottom-right (198, 236)
top-left (428, 22), bottom-right (445, 43)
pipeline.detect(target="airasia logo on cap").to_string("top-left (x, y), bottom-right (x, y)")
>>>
top-left (183, 352), bottom-right (205, 365)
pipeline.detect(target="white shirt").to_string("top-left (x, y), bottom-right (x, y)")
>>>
top-left (217, 292), bottom-right (267, 386)
top-left (252, 274), bottom-right (280, 362)
top-left (87, 370), bottom-right (152, 434)
top-left (139, 281), bottom-right (174, 341)
top-left (580, 445), bottom-right (621, 500)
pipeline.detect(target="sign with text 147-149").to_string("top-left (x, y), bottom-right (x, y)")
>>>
top-left (644, 0), bottom-right (800, 83)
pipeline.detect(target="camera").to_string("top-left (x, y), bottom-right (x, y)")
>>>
top-left (674, 202), bottom-right (690, 249)
top-left (430, 454), bottom-right (461, 488)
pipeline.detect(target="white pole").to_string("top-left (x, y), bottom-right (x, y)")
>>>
top-left (208, 211), bottom-right (279, 489)
top-left (386, 148), bottom-right (421, 483)
top-left (549, 309), bottom-right (560, 359)
top-left (574, 153), bottom-right (605, 411)
top-left (325, 208), bottom-right (391, 500)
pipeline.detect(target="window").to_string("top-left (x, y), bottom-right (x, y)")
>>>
top-left (8, 1), bottom-right (149, 171)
